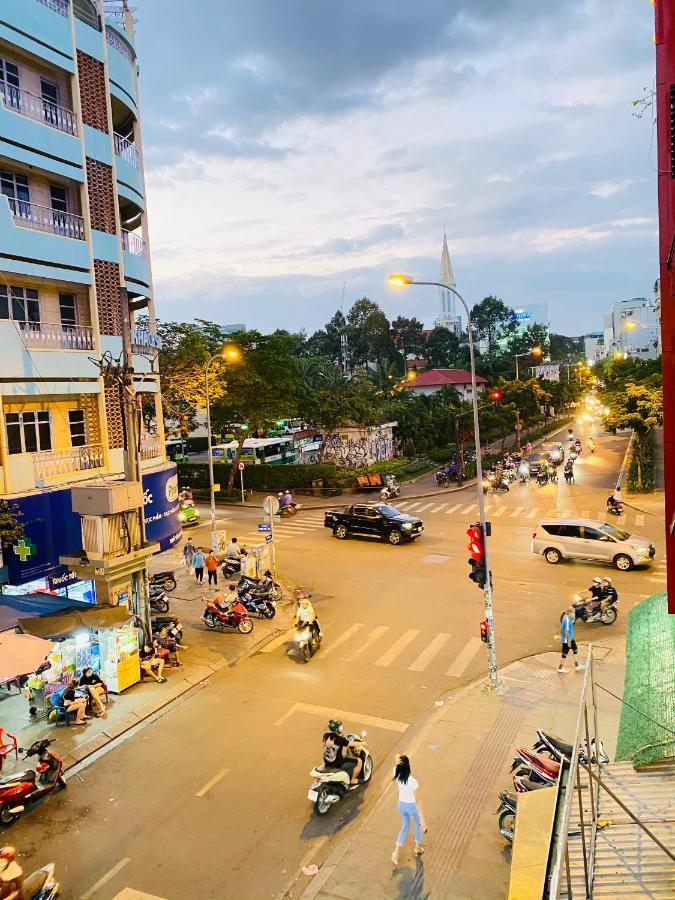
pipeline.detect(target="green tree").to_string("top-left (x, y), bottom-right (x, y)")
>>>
top-left (498, 377), bottom-right (551, 438)
top-left (305, 375), bottom-right (380, 460)
top-left (425, 327), bottom-right (462, 368)
top-left (0, 500), bottom-right (24, 552)
top-left (391, 315), bottom-right (426, 361)
top-left (347, 298), bottom-right (395, 368)
top-left (470, 296), bottom-right (515, 355)
top-left (550, 333), bottom-right (583, 363)
top-left (603, 383), bottom-right (662, 489)
top-left (504, 323), bottom-right (551, 361)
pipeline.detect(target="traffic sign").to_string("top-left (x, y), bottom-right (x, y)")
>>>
top-left (257, 523), bottom-right (271, 532)
top-left (263, 495), bottom-right (280, 516)
top-left (238, 461), bottom-right (245, 471)
top-left (265, 534), bottom-right (273, 544)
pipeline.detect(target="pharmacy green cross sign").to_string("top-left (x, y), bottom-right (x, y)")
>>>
top-left (13, 537), bottom-right (36, 562)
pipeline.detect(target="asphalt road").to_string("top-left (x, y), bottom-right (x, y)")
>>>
top-left (10, 424), bottom-right (665, 899)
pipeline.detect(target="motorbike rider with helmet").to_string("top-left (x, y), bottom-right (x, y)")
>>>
top-left (295, 594), bottom-right (321, 644)
top-left (601, 577), bottom-right (618, 609)
top-left (322, 719), bottom-right (362, 785)
top-left (607, 485), bottom-right (622, 514)
top-left (585, 576), bottom-right (604, 620)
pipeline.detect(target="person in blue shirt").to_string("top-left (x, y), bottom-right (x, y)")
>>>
top-left (558, 606), bottom-right (583, 673)
top-left (192, 547), bottom-right (206, 583)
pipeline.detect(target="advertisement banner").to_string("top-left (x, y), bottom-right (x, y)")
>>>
top-left (142, 464), bottom-right (181, 552)
top-left (534, 364), bottom-right (560, 382)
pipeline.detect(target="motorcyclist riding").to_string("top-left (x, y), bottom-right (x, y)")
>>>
top-left (322, 719), bottom-right (362, 786)
top-left (601, 577), bottom-right (618, 605)
top-left (295, 594), bottom-right (321, 644)
top-left (227, 537), bottom-right (242, 559)
top-left (607, 485), bottom-right (622, 513)
top-left (588, 437), bottom-right (595, 453)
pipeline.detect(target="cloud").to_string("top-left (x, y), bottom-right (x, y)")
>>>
top-left (590, 179), bottom-right (634, 199)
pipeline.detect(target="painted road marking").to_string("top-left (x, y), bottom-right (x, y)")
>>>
top-left (446, 637), bottom-right (483, 678)
top-left (460, 503), bottom-right (475, 514)
top-left (321, 623), bottom-right (365, 657)
top-left (375, 629), bottom-right (421, 667)
top-left (274, 701), bottom-right (408, 733)
top-left (408, 633), bottom-right (451, 672)
top-left (509, 507), bottom-right (524, 518)
top-left (545, 508), bottom-right (558, 517)
top-left (415, 503), bottom-right (435, 512)
top-left (559, 510), bottom-right (572, 518)
top-left (113, 891), bottom-right (168, 900)
top-left (648, 576), bottom-right (667, 583)
top-left (580, 510), bottom-right (590, 519)
top-left (404, 502), bottom-right (422, 511)
top-left (492, 507), bottom-right (507, 517)
top-left (526, 508), bottom-right (539, 519)
top-left (260, 627), bottom-right (295, 653)
top-left (195, 767), bottom-right (229, 797)
top-left (445, 504), bottom-right (462, 515)
top-left (635, 514), bottom-right (645, 526)
top-left (344, 625), bottom-right (390, 662)
top-left (81, 858), bottom-right (131, 900)
top-left (428, 504), bottom-right (446, 513)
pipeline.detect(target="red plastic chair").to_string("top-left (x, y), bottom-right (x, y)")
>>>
top-left (0, 728), bottom-right (18, 771)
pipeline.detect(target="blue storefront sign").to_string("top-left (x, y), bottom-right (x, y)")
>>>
top-left (5, 463), bottom-right (181, 586)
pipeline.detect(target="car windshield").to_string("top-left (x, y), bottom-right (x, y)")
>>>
top-left (376, 504), bottom-right (401, 518)
top-left (599, 524), bottom-right (630, 541)
top-left (529, 454), bottom-right (546, 461)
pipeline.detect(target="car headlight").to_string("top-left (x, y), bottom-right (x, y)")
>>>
top-left (401, 523), bottom-right (413, 530)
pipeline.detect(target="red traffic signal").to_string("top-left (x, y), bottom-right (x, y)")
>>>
top-left (490, 389), bottom-right (503, 403)
top-left (480, 619), bottom-right (489, 643)
top-left (467, 524), bottom-right (487, 588)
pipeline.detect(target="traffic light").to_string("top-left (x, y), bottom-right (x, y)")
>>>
top-left (467, 524), bottom-right (487, 589)
top-left (490, 389), bottom-right (503, 405)
top-left (480, 619), bottom-right (489, 643)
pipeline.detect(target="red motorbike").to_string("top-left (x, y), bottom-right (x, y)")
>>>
top-left (202, 599), bottom-right (253, 634)
top-left (0, 739), bottom-right (66, 827)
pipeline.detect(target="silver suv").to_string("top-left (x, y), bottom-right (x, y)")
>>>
top-left (531, 519), bottom-right (656, 571)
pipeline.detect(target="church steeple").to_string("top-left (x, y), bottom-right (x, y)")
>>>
top-left (436, 231), bottom-right (460, 331)
top-left (439, 229), bottom-right (455, 289)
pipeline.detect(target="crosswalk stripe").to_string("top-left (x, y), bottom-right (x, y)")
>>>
top-left (445, 504), bottom-right (462, 515)
top-left (375, 629), bottom-right (421, 667)
top-left (428, 504), bottom-right (447, 513)
top-left (635, 514), bottom-right (645, 526)
top-left (559, 510), bottom-right (572, 518)
top-left (545, 508), bottom-right (557, 517)
top-left (509, 506), bottom-right (524, 518)
top-left (580, 510), bottom-right (590, 519)
top-left (446, 637), bottom-right (483, 678)
top-left (415, 503), bottom-right (435, 512)
top-left (648, 576), bottom-right (667, 583)
top-left (492, 507), bottom-right (507, 517)
top-left (460, 503), bottom-right (475, 514)
top-left (596, 510), bottom-right (606, 520)
top-left (343, 625), bottom-right (390, 662)
top-left (396, 501), bottom-right (412, 510)
top-left (321, 623), bottom-right (365, 657)
top-left (408, 633), bottom-right (451, 672)
top-left (526, 508), bottom-right (539, 519)
top-left (404, 502), bottom-right (422, 511)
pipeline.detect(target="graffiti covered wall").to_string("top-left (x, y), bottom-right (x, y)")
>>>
top-left (322, 425), bottom-right (395, 468)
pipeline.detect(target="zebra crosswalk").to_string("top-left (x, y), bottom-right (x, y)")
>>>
top-left (237, 515), bottom-right (325, 545)
top-left (260, 620), bottom-right (485, 679)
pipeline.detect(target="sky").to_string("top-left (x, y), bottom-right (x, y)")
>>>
top-left (134, 0), bottom-right (657, 337)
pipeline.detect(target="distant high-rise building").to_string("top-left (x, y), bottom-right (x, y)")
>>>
top-left (434, 232), bottom-right (461, 333)
top-left (223, 324), bottom-right (246, 334)
top-left (603, 298), bottom-right (660, 360)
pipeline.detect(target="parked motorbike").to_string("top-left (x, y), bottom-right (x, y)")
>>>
top-left (496, 789), bottom-right (518, 842)
top-left (509, 747), bottom-right (560, 788)
top-left (150, 570), bottom-right (177, 592)
top-left (222, 551), bottom-right (247, 578)
top-left (238, 590), bottom-right (276, 619)
top-left (0, 740), bottom-right (65, 827)
top-left (151, 615), bottom-right (183, 643)
top-left (149, 586), bottom-right (169, 614)
top-left (20, 862), bottom-right (60, 900)
top-left (435, 470), bottom-right (449, 488)
top-left (202, 599), bottom-right (253, 634)
top-left (294, 622), bottom-right (321, 662)
top-left (238, 572), bottom-right (282, 602)
top-left (308, 732), bottom-right (373, 815)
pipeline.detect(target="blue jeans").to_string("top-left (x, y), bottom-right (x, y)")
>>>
top-left (396, 801), bottom-right (422, 845)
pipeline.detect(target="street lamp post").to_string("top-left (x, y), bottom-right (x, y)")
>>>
top-left (388, 274), bottom-right (500, 691)
top-left (205, 345), bottom-right (240, 551)
top-left (514, 347), bottom-right (542, 381)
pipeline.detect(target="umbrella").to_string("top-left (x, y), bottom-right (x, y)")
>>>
top-left (0, 632), bottom-right (56, 682)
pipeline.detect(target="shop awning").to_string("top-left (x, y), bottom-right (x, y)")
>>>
top-left (18, 605), bottom-right (133, 639)
top-left (0, 632), bottom-right (56, 682)
top-left (0, 593), bottom-right (92, 633)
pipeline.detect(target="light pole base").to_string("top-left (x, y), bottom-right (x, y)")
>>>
top-left (481, 678), bottom-right (505, 695)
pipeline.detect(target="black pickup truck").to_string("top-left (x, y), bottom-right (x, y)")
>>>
top-left (324, 503), bottom-right (424, 545)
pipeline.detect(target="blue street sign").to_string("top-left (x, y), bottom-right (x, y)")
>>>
top-left (258, 523), bottom-right (271, 532)
top-left (265, 534), bottom-right (273, 544)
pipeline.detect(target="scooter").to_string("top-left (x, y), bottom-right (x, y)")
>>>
top-left (308, 732), bottom-right (373, 815)
top-left (279, 504), bottom-right (300, 518)
top-left (222, 551), bottom-right (247, 578)
top-left (20, 862), bottom-right (60, 900)
top-left (496, 789), bottom-right (519, 842)
top-left (509, 747), bottom-right (560, 787)
top-left (380, 476), bottom-right (400, 501)
top-left (536, 469), bottom-right (549, 486)
top-left (573, 594), bottom-right (619, 625)
top-left (151, 615), bottom-right (183, 643)
top-left (149, 586), bottom-right (169, 614)
top-left (0, 739), bottom-right (65, 827)
top-left (202, 599), bottom-right (253, 634)
top-left (238, 572), bottom-right (282, 602)
top-left (435, 470), bottom-right (449, 488)
top-left (293, 622), bottom-right (321, 662)
top-left (150, 570), bottom-right (177, 592)
top-left (238, 590), bottom-right (276, 619)
top-left (606, 499), bottom-right (624, 517)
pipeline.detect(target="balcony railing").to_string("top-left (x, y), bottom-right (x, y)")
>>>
top-left (114, 132), bottom-right (140, 168)
top-left (106, 26), bottom-right (134, 62)
top-left (17, 321), bottom-right (94, 351)
top-left (8, 198), bottom-right (86, 241)
top-left (0, 80), bottom-right (77, 136)
top-left (33, 444), bottom-right (105, 481)
top-left (36, 0), bottom-right (69, 16)
top-left (73, 0), bottom-right (101, 30)
top-left (121, 229), bottom-right (146, 256)
top-left (139, 436), bottom-right (163, 461)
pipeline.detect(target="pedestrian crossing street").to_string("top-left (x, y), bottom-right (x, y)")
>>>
top-left (395, 499), bottom-right (650, 529)
top-left (261, 620), bottom-right (486, 679)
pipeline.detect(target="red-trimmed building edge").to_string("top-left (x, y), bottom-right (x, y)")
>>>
top-left (655, 0), bottom-right (674, 613)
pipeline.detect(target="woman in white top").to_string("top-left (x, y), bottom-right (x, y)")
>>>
top-left (391, 754), bottom-right (426, 865)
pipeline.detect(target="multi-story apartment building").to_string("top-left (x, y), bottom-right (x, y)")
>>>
top-left (602, 297), bottom-right (660, 361)
top-left (0, 0), bottom-right (180, 597)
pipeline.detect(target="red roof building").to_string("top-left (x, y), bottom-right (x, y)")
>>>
top-left (402, 368), bottom-right (488, 401)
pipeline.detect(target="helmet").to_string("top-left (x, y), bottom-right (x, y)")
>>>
top-left (278, 492), bottom-right (283, 498)
top-left (592, 577), bottom-right (602, 585)
top-left (0, 848), bottom-right (16, 862)
top-left (603, 577), bottom-right (612, 584)
top-left (285, 490), bottom-right (291, 495)
top-left (327, 719), bottom-right (343, 733)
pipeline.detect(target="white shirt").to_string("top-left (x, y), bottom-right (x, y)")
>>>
top-left (394, 771), bottom-right (419, 803)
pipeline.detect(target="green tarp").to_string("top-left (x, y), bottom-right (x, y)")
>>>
top-left (615, 593), bottom-right (675, 768)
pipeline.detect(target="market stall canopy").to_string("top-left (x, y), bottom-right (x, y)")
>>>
top-left (0, 594), bottom-right (93, 633)
top-left (0, 631), bottom-right (56, 681)
top-left (18, 605), bottom-right (133, 640)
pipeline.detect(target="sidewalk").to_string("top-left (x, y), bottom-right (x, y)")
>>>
top-left (291, 636), bottom-right (627, 900)
top-left (0, 551), bottom-right (294, 773)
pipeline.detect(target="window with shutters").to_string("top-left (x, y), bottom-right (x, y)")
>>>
top-left (6, 411), bottom-right (52, 454)
top-left (68, 409), bottom-right (87, 447)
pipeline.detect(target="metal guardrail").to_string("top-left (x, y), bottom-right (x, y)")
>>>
top-left (0, 80), bottom-right (77, 135)
top-left (113, 132), bottom-right (140, 168)
top-left (7, 198), bottom-right (85, 241)
top-left (17, 322), bottom-right (94, 351)
top-left (121, 229), bottom-right (146, 256)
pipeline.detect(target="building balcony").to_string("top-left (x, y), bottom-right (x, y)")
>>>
top-left (139, 435), bottom-right (162, 463)
top-left (33, 443), bottom-right (105, 482)
top-left (121, 229), bottom-right (146, 256)
top-left (36, 0), bottom-right (70, 16)
top-left (114, 132), bottom-right (140, 168)
top-left (18, 322), bottom-right (95, 352)
top-left (9, 199), bottom-right (85, 241)
top-left (0, 81), bottom-right (77, 136)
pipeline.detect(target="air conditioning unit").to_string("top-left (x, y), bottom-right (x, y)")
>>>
top-left (71, 482), bottom-right (143, 516)
top-left (80, 510), bottom-right (142, 561)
